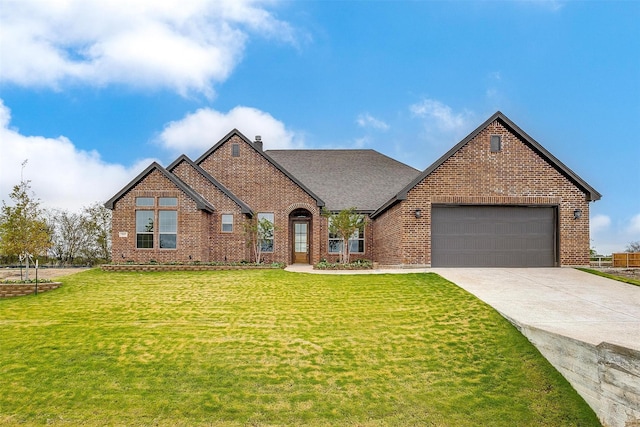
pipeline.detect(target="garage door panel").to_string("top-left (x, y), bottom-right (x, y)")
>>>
top-left (432, 206), bottom-right (556, 267)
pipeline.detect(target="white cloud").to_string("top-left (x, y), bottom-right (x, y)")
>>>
top-left (0, 0), bottom-right (297, 96)
top-left (356, 113), bottom-right (389, 131)
top-left (0, 100), bottom-right (153, 212)
top-left (158, 106), bottom-right (303, 155)
top-left (628, 214), bottom-right (640, 234)
top-left (409, 98), bottom-right (477, 148)
top-left (590, 214), bottom-right (611, 233)
top-left (589, 212), bottom-right (640, 255)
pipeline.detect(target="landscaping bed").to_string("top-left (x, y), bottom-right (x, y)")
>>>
top-left (313, 258), bottom-right (372, 270)
top-left (102, 262), bottom-right (285, 272)
top-left (0, 282), bottom-right (61, 298)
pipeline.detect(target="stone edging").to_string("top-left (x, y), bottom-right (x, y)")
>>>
top-left (0, 283), bottom-right (62, 298)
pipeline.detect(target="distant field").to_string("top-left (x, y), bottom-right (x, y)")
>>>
top-left (0, 269), bottom-right (599, 426)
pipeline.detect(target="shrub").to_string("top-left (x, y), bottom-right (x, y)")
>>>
top-left (314, 259), bottom-right (372, 270)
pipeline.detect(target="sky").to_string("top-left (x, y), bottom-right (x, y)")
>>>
top-left (0, 0), bottom-right (638, 255)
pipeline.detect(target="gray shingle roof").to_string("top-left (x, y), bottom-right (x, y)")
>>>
top-left (266, 149), bottom-right (420, 212)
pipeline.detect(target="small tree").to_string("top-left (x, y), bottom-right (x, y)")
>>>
top-left (244, 216), bottom-right (275, 264)
top-left (0, 181), bottom-right (52, 278)
top-left (82, 202), bottom-right (112, 264)
top-left (322, 207), bottom-right (366, 264)
top-left (626, 241), bottom-right (640, 253)
top-left (48, 209), bottom-right (89, 265)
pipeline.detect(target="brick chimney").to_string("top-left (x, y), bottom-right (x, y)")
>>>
top-left (254, 135), bottom-right (263, 151)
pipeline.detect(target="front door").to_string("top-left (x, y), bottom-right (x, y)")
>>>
top-left (292, 221), bottom-right (309, 264)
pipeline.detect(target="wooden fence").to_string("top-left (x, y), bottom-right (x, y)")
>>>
top-left (612, 253), bottom-right (640, 268)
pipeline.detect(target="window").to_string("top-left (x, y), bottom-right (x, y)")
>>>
top-left (232, 144), bottom-right (240, 157)
top-left (136, 211), bottom-right (154, 248)
top-left (159, 211), bottom-right (177, 249)
top-left (257, 213), bottom-right (274, 252)
top-left (328, 217), bottom-right (365, 254)
top-left (490, 135), bottom-right (502, 152)
top-left (159, 197), bottom-right (177, 207)
top-left (136, 197), bottom-right (154, 206)
top-left (221, 214), bottom-right (233, 232)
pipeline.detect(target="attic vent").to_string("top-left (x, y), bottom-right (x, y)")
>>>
top-left (232, 143), bottom-right (240, 157)
top-left (490, 135), bottom-right (502, 152)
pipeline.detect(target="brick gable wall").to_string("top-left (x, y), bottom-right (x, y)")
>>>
top-left (198, 135), bottom-right (323, 264)
top-left (377, 119), bottom-right (590, 266)
top-left (110, 169), bottom-right (210, 263)
top-left (171, 160), bottom-right (249, 262)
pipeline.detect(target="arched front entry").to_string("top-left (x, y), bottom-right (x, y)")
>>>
top-left (289, 208), bottom-right (312, 264)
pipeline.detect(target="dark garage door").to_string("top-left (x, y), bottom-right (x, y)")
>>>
top-left (431, 205), bottom-right (556, 267)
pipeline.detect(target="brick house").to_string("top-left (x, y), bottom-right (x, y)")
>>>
top-left (105, 111), bottom-right (600, 267)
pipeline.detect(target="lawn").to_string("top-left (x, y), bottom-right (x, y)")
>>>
top-left (0, 270), bottom-right (599, 426)
top-left (577, 267), bottom-right (640, 287)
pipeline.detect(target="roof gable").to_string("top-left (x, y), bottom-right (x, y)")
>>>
top-left (195, 129), bottom-right (325, 207)
top-left (104, 162), bottom-right (214, 212)
top-left (372, 111), bottom-right (602, 217)
top-left (167, 155), bottom-right (253, 215)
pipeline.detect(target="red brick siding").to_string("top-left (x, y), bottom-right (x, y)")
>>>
top-left (372, 203), bottom-right (405, 265)
top-left (390, 119), bottom-right (590, 266)
top-left (198, 136), bottom-right (322, 264)
top-left (171, 160), bottom-right (250, 262)
top-left (110, 169), bottom-right (209, 263)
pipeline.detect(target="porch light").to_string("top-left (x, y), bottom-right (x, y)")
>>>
top-left (414, 209), bottom-right (422, 219)
top-left (573, 209), bottom-right (582, 220)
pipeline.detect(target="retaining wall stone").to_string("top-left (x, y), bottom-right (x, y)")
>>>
top-left (0, 283), bottom-right (62, 298)
top-left (510, 319), bottom-right (640, 427)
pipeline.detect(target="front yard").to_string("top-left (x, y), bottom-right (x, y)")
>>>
top-left (0, 270), bottom-right (598, 426)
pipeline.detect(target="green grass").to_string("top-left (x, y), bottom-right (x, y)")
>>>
top-left (0, 270), bottom-right (599, 426)
top-left (577, 267), bottom-right (640, 287)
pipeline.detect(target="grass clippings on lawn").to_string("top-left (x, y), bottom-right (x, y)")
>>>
top-left (0, 269), bottom-right (599, 426)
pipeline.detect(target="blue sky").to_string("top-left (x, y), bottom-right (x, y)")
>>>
top-left (0, 0), bottom-right (638, 255)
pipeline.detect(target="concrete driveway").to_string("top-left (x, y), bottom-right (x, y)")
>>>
top-left (431, 268), bottom-right (640, 352)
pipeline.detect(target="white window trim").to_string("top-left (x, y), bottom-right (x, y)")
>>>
top-left (158, 210), bottom-right (177, 249)
top-left (135, 210), bottom-right (155, 249)
top-left (221, 214), bottom-right (234, 233)
top-left (328, 218), bottom-right (365, 254)
top-left (257, 212), bottom-right (275, 253)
